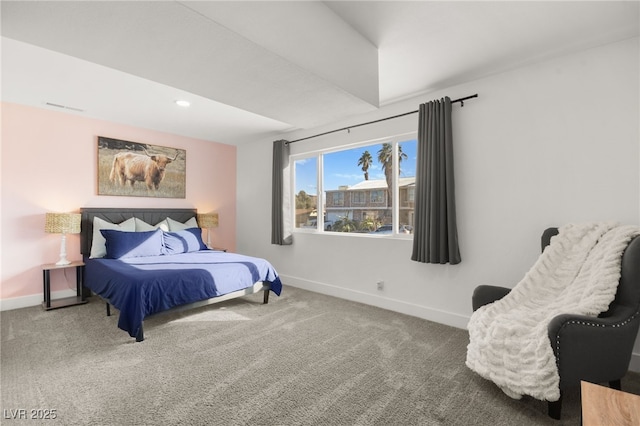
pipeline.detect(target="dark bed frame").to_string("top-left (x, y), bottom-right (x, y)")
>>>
top-left (80, 207), bottom-right (270, 341)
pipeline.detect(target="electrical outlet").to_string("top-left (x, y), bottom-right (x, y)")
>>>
top-left (377, 280), bottom-right (384, 290)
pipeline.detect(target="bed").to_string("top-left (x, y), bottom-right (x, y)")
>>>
top-left (80, 207), bottom-right (282, 342)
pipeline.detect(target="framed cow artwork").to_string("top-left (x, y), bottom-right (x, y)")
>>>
top-left (97, 136), bottom-right (186, 198)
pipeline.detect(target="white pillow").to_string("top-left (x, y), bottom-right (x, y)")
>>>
top-left (166, 217), bottom-right (198, 231)
top-left (90, 217), bottom-right (136, 258)
top-left (135, 218), bottom-right (169, 232)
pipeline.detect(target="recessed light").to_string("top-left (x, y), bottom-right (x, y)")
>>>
top-left (175, 100), bottom-right (190, 107)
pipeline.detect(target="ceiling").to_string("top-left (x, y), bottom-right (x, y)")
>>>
top-left (2, 1), bottom-right (638, 145)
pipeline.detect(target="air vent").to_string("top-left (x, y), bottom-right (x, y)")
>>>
top-left (45, 102), bottom-right (85, 112)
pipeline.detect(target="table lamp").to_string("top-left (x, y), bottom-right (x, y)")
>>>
top-left (45, 212), bottom-right (81, 265)
top-left (197, 212), bottom-right (219, 248)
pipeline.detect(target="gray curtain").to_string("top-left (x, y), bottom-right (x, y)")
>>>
top-left (411, 97), bottom-right (461, 264)
top-left (271, 140), bottom-right (292, 245)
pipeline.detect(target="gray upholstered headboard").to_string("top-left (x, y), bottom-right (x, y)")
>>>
top-left (80, 207), bottom-right (197, 256)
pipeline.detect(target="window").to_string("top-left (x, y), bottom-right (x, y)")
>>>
top-left (352, 192), bottom-right (365, 204)
top-left (407, 187), bottom-right (415, 202)
top-left (292, 133), bottom-right (417, 236)
top-left (294, 157), bottom-right (318, 230)
top-left (370, 190), bottom-right (385, 204)
top-left (330, 192), bottom-right (344, 206)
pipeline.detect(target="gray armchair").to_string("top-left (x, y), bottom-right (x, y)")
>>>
top-left (472, 227), bottom-right (640, 420)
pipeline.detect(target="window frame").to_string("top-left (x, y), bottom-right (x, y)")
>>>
top-left (291, 132), bottom-right (416, 238)
top-left (351, 191), bottom-right (366, 205)
top-left (370, 190), bottom-right (386, 204)
top-left (331, 191), bottom-right (344, 207)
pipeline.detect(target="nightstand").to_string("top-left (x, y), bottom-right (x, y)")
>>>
top-left (211, 247), bottom-right (227, 252)
top-left (42, 261), bottom-right (88, 310)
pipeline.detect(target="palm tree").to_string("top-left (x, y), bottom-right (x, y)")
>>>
top-left (377, 143), bottom-right (408, 202)
top-left (357, 150), bottom-right (373, 180)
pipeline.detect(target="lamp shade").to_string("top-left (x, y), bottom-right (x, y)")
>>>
top-left (45, 213), bottom-right (81, 234)
top-left (197, 213), bottom-right (219, 228)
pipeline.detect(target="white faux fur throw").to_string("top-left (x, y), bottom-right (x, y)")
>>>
top-left (465, 223), bottom-right (640, 402)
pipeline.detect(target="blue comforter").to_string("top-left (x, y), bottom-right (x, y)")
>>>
top-left (84, 251), bottom-right (282, 338)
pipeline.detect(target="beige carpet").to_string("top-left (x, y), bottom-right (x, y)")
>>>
top-left (2, 285), bottom-right (639, 425)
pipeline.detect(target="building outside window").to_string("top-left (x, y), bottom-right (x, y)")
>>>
top-left (294, 157), bottom-right (318, 229)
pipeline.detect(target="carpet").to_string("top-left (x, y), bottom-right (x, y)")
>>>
top-left (2, 285), bottom-right (639, 425)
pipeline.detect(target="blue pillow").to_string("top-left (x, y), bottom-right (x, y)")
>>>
top-left (163, 228), bottom-right (208, 255)
top-left (100, 229), bottom-right (164, 259)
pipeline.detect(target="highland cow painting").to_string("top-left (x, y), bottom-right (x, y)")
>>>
top-left (98, 136), bottom-right (186, 198)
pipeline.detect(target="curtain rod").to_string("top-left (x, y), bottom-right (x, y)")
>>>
top-left (287, 94), bottom-right (478, 144)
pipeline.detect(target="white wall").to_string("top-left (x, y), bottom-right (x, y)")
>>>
top-left (237, 38), bottom-right (640, 368)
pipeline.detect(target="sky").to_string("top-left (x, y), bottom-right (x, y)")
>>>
top-left (295, 138), bottom-right (417, 196)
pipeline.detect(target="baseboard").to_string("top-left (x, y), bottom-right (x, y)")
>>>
top-left (628, 353), bottom-right (640, 373)
top-left (0, 289), bottom-right (78, 311)
top-left (280, 274), bottom-right (640, 373)
top-left (280, 274), bottom-right (471, 330)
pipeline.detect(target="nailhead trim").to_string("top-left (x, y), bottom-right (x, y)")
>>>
top-left (554, 309), bottom-right (640, 369)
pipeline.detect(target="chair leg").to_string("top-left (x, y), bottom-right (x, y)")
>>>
top-left (548, 394), bottom-right (562, 420)
top-left (609, 379), bottom-right (621, 390)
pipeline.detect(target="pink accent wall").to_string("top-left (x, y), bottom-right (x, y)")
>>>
top-left (1, 102), bottom-right (237, 302)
